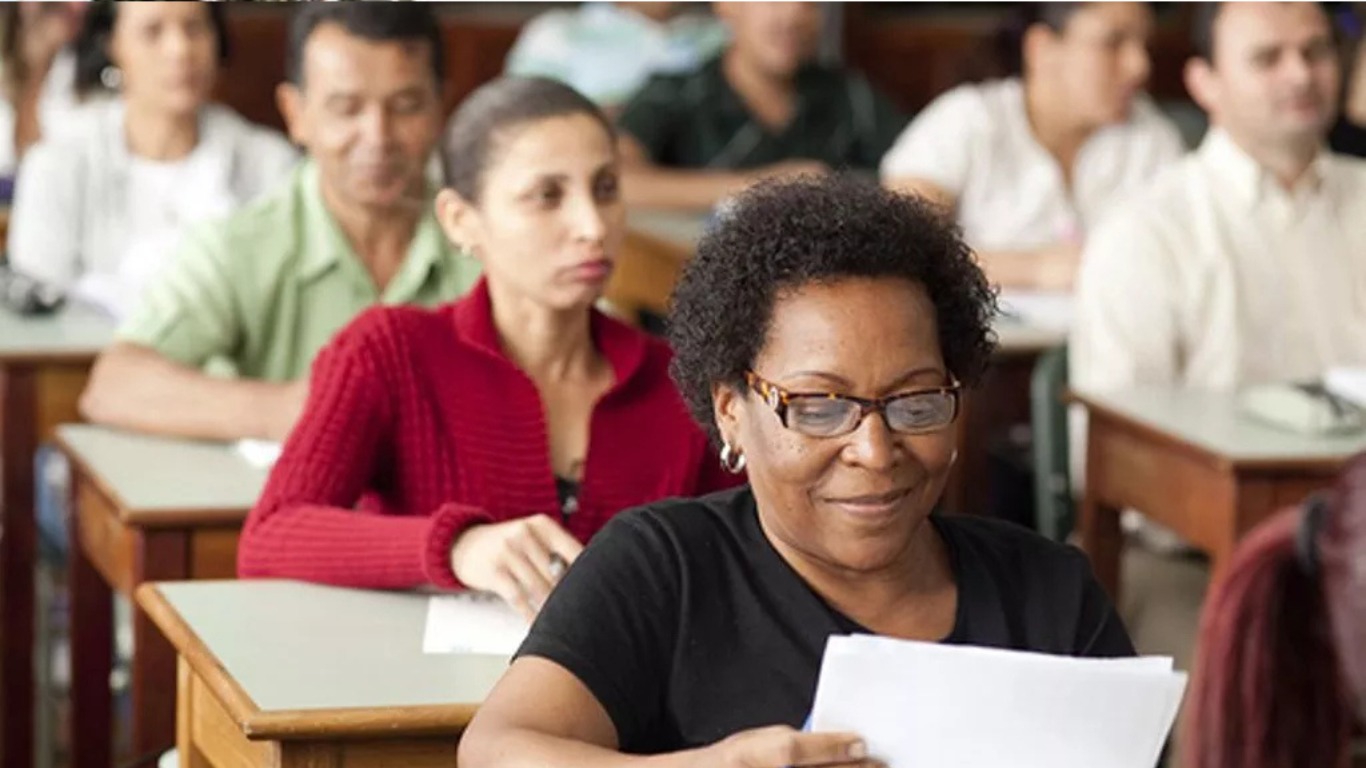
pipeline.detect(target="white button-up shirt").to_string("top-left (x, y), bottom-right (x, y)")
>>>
top-left (1071, 128), bottom-right (1366, 392)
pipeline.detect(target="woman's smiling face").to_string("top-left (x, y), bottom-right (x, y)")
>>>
top-left (714, 276), bottom-right (958, 574)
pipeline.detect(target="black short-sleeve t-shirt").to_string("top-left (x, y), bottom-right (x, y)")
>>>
top-left (517, 486), bottom-right (1133, 755)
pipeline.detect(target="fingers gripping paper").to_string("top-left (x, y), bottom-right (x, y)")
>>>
top-left (810, 635), bottom-right (1187, 768)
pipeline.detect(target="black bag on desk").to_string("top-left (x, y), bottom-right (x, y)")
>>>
top-left (0, 264), bottom-right (64, 315)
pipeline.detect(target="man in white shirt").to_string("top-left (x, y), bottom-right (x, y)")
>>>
top-left (1072, 1), bottom-right (1366, 394)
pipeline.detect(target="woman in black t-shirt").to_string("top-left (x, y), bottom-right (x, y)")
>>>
top-left (459, 175), bottom-right (1134, 767)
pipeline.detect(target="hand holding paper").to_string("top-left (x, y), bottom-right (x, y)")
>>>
top-left (810, 635), bottom-right (1187, 768)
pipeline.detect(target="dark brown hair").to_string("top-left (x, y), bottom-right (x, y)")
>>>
top-left (441, 76), bottom-right (614, 204)
top-left (287, 1), bottom-right (442, 89)
top-left (73, 0), bottom-right (231, 97)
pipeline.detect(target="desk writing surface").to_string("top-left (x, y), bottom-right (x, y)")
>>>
top-left (56, 424), bottom-right (266, 518)
top-left (626, 210), bottom-right (708, 249)
top-left (157, 580), bottom-right (509, 712)
top-left (991, 319), bottom-right (1065, 355)
top-left (1074, 386), bottom-right (1366, 463)
top-left (0, 305), bottom-right (113, 360)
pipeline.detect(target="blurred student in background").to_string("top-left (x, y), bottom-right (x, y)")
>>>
top-left (6, 1), bottom-right (297, 318)
top-left (505, 2), bottom-right (728, 114)
top-left (616, 2), bottom-right (906, 210)
top-left (80, 2), bottom-right (479, 443)
top-left (882, 2), bottom-right (1182, 292)
top-left (0, 2), bottom-right (90, 183)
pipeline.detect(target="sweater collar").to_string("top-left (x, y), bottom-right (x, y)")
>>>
top-left (452, 277), bottom-right (650, 391)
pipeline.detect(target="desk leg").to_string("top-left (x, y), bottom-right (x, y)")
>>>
top-left (176, 657), bottom-right (209, 768)
top-left (1, 365), bottom-right (38, 768)
top-left (69, 472), bottom-right (112, 768)
top-left (1079, 492), bottom-right (1123, 602)
top-left (131, 531), bottom-right (187, 759)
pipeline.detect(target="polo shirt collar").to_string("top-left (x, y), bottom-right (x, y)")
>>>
top-left (297, 160), bottom-right (445, 299)
top-left (452, 277), bottom-right (649, 392)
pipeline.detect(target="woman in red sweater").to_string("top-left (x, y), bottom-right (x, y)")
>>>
top-left (237, 77), bottom-right (740, 616)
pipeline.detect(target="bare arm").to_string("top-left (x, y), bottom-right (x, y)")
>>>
top-left (459, 657), bottom-right (875, 768)
top-left (619, 136), bottom-right (827, 212)
top-left (884, 176), bottom-right (1080, 291)
top-left (80, 342), bottom-right (304, 442)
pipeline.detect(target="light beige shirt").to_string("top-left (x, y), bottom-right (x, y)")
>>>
top-left (879, 78), bottom-right (1185, 252)
top-left (1071, 128), bottom-right (1366, 393)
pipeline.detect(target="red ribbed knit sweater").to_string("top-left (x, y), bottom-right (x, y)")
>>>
top-left (237, 279), bottom-right (739, 588)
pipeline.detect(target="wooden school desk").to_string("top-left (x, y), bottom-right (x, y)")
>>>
top-left (944, 321), bottom-right (1067, 517)
top-left (0, 306), bottom-right (111, 768)
top-left (55, 424), bottom-right (268, 768)
top-left (1073, 386), bottom-right (1366, 600)
top-left (137, 580), bottom-right (508, 768)
top-left (606, 210), bottom-right (706, 322)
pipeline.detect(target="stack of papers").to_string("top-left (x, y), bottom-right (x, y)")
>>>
top-left (422, 592), bottom-right (529, 655)
top-left (810, 635), bottom-right (1187, 768)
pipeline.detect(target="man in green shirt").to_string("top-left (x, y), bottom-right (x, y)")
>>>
top-left (81, 3), bottom-right (480, 442)
top-left (617, 2), bottom-right (907, 210)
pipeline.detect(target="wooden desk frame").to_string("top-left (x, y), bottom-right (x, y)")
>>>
top-left (603, 226), bottom-right (689, 323)
top-left (59, 438), bottom-right (246, 768)
top-left (0, 355), bottom-right (91, 768)
top-left (137, 585), bottom-right (470, 768)
top-left (947, 347), bottom-right (1041, 516)
top-left (1078, 397), bottom-right (1340, 600)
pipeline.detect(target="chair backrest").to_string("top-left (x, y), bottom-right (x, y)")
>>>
top-left (1030, 344), bottom-right (1073, 541)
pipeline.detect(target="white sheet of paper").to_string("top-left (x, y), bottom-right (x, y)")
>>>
top-left (810, 635), bottom-right (1188, 768)
top-left (235, 439), bottom-right (282, 469)
top-left (997, 290), bottom-right (1076, 332)
top-left (1326, 367), bottom-right (1366, 409)
top-left (422, 592), bottom-right (530, 655)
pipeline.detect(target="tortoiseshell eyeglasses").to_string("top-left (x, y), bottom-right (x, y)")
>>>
top-left (744, 371), bottom-right (961, 438)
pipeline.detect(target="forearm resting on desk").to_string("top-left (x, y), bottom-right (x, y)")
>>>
top-left (80, 342), bottom-right (302, 441)
top-left (881, 178), bottom-right (1080, 291)
top-left (621, 165), bottom-right (759, 211)
top-left (975, 245), bottom-right (1081, 292)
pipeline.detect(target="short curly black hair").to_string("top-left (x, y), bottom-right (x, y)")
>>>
top-left (668, 174), bottom-right (997, 445)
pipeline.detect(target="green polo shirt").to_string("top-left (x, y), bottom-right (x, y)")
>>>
top-left (617, 55), bottom-right (907, 171)
top-left (117, 161), bottom-right (481, 381)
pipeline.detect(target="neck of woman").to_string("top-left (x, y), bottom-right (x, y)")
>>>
top-left (124, 104), bottom-right (200, 162)
top-left (488, 279), bottom-right (604, 384)
top-left (1023, 77), bottom-right (1097, 185)
top-left (764, 510), bottom-right (956, 640)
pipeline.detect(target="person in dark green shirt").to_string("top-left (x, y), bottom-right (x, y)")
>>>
top-left (616, 2), bottom-right (907, 211)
